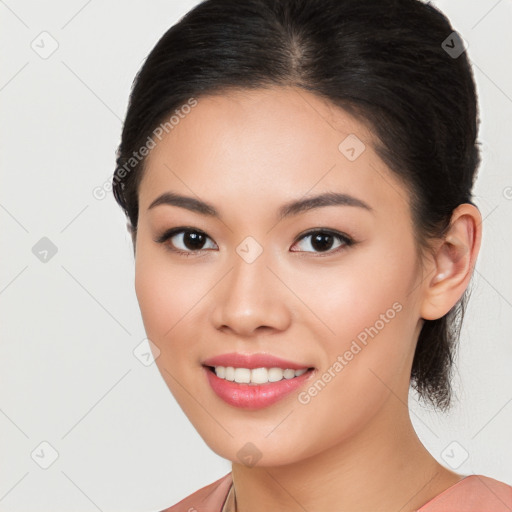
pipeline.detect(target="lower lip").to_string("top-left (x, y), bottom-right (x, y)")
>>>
top-left (203, 366), bottom-right (315, 410)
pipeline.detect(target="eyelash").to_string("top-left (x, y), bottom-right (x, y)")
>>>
top-left (153, 226), bottom-right (356, 258)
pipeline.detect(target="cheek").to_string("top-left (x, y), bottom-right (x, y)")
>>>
top-left (134, 247), bottom-right (189, 349)
top-left (135, 243), bottom-right (189, 329)
top-left (133, 249), bottom-right (208, 406)
top-left (288, 244), bottom-right (413, 350)
top-left (286, 246), bottom-right (416, 408)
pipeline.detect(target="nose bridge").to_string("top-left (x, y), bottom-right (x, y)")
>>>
top-left (211, 236), bottom-right (290, 334)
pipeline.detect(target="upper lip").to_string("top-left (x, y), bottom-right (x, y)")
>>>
top-left (202, 352), bottom-right (313, 370)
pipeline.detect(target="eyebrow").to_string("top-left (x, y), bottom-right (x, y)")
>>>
top-left (147, 191), bottom-right (374, 220)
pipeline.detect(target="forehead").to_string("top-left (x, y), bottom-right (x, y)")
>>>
top-left (138, 86), bottom-right (411, 222)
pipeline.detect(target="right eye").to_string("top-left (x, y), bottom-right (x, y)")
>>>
top-left (154, 227), bottom-right (218, 256)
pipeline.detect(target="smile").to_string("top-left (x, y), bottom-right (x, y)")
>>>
top-left (209, 365), bottom-right (309, 385)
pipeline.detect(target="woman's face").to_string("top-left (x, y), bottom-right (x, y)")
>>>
top-left (134, 86), bottom-right (429, 466)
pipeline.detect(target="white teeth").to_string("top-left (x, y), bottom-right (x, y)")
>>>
top-left (234, 368), bottom-right (251, 383)
top-left (225, 366), bottom-right (235, 381)
top-left (213, 366), bottom-right (309, 384)
top-left (283, 369), bottom-right (296, 379)
top-left (251, 367), bottom-right (269, 384)
top-left (268, 367), bottom-right (283, 382)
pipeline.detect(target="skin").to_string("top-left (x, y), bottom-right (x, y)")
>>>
top-left (133, 86), bottom-right (482, 511)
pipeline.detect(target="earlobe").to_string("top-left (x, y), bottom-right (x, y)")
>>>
top-left (420, 204), bottom-right (482, 321)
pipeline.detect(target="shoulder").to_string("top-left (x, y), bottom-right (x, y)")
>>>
top-left (159, 472), bottom-right (233, 512)
top-left (418, 474), bottom-right (512, 512)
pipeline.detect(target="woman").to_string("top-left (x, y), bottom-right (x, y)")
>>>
top-left (112, 0), bottom-right (512, 510)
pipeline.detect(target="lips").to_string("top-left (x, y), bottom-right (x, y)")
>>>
top-left (202, 352), bottom-right (311, 370)
top-left (202, 352), bottom-right (315, 409)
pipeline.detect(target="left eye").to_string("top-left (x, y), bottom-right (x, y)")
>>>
top-left (291, 230), bottom-right (353, 254)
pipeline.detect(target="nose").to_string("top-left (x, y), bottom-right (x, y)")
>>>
top-left (210, 248), bottom-right (292, 337)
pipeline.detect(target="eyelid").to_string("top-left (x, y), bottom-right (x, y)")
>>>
top-left (153, 226), bottom-right (212, 245)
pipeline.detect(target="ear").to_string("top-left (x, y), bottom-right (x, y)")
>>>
top-left (420, 203), bottom-right (482, 321)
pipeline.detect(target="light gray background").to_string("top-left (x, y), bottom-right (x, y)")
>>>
top-left (1, 0), bottom-right (511, 510)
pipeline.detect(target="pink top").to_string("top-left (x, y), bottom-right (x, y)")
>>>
top-left (161, 472), bottom-right (512, 512)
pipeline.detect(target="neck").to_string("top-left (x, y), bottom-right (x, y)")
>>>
top-left (231, 394), bottom-right (462, 512)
